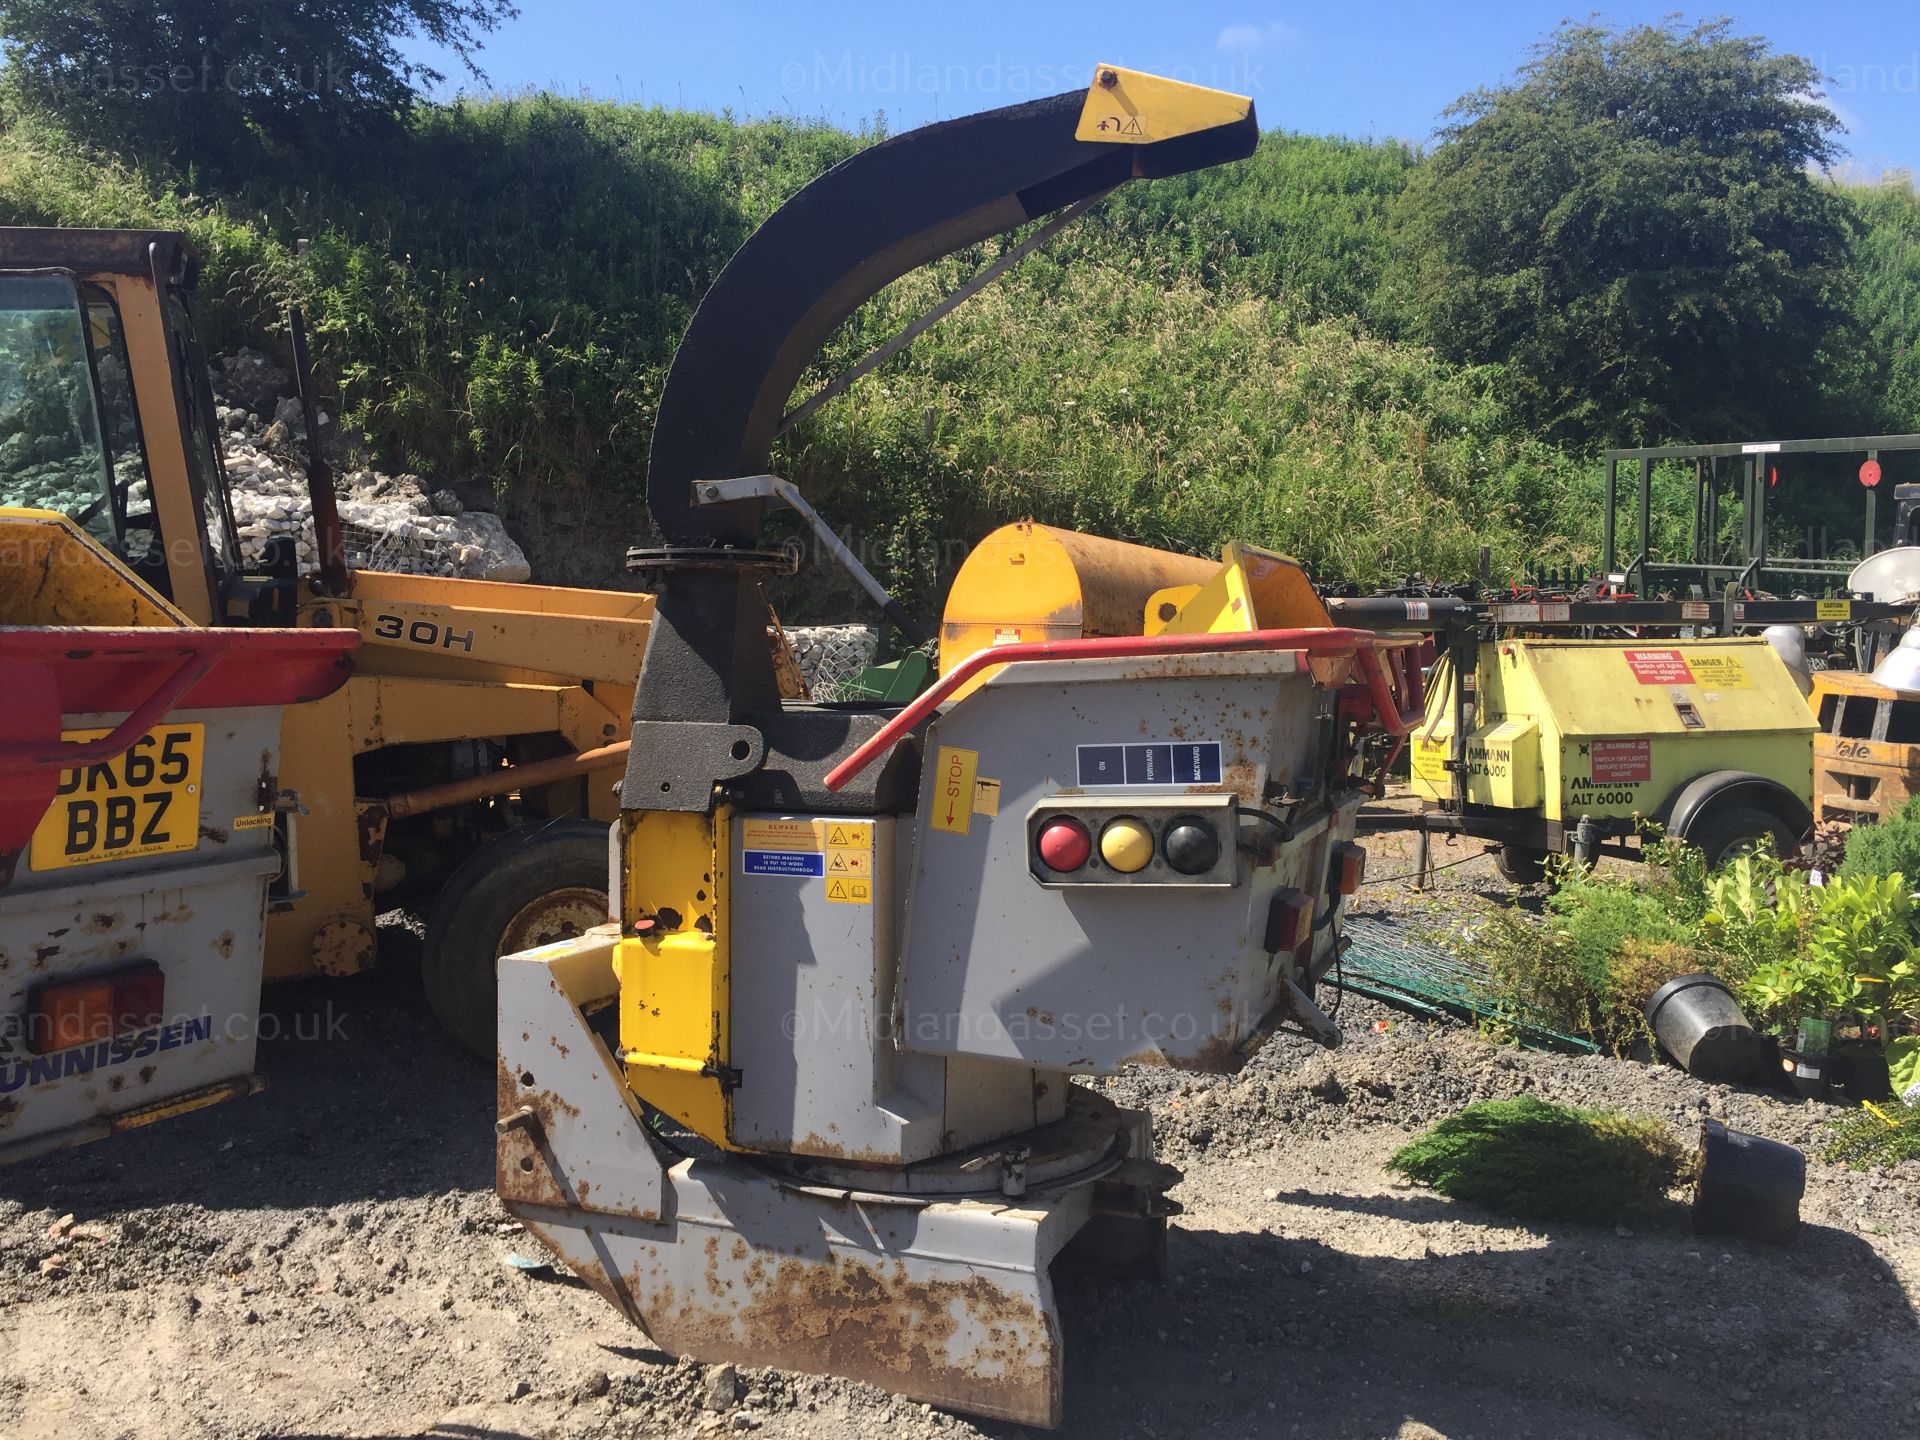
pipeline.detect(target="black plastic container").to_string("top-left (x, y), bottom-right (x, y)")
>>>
top-left (1693, 1118), bottom-right (1805, 1245)
top-left (1779, 1047), bottom-right (1834, 1099)
top-left (1837, 1048), bottom-right (1893, 1102)
top-left (1645, 973), bottom-right (1765, 1082)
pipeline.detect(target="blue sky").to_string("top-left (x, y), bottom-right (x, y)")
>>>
top-left (408, 2), bottom-right (1920, 176)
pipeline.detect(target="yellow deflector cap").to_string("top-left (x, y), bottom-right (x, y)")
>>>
top-left (1075, 64), bottom-right (1253, 146)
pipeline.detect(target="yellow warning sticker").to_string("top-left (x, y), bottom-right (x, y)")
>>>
top-left (824, 822), bottom-right (872, 893)
top-left (1686, 653), bottom-right (1751, 690)
top-left (826, 845), bottom-right (870, 878)
top-left (929, 746), bottom-right (979, 835)
top-left (232, 813), bottom-right (275, 831)
top-left (1816, 599), bottom-right (1851, 621)
top-left (972, 778), bottom-right (1001, 817)
top-left (826, 876), bottom-right (872, 905)
top-left (1411, 738), bottom-right (1448, 784)
top-left (742, 818), bottom-right (824, 852)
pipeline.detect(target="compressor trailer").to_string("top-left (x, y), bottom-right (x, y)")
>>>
top-left (1330, 592), bottom-right (1915, 881)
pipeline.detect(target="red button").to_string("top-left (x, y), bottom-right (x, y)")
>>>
top-left (1037, 817), bottom-right (1092, 872)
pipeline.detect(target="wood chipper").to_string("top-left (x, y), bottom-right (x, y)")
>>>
top-left (0, 509), bottom-right (354, 1159)
top-left (494, 69), bottom-right (1420, 1428)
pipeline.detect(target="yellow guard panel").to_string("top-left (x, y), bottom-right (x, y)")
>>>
top-left (0, 508), bottom-right (191, 627)
top-left (616, 807), bottom-right (737, 1150)
top-left (940, 522), bottom-right (1216, 688)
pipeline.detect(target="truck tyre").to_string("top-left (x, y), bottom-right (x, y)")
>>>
top-left (1678, 805), bottom-right (1799, 870)
top-left (1493, 844), bottom-right (1549, 886)
top-left (422, 820), bottom-right (609, 1057)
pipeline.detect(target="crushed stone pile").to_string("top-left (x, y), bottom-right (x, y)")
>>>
top-left (213, 349), bottom-right (531, 583)
top-left (782, 624), bottom-right (879, 694)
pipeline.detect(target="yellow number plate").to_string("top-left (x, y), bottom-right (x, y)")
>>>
top-left (30, 724), bottom-right (205, 870)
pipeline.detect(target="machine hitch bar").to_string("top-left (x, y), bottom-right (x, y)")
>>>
top-left (825, 626), bottom-right (1421, 792)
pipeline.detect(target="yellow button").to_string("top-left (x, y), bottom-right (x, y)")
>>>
top-left (1099, 818), bottom-right (1154, 874)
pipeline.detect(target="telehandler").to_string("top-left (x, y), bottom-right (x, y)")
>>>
top-left (494, 66), bottom-right (1421, 1429)
top-left (0, 227), bottom-right (756, 1052)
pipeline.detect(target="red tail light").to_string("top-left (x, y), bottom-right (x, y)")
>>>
top-left (1263, 888), bottom-right (1314, 955)
top-left (27, 962), bottom-right (164, 1055)
top-left (1331, 842), bottom-right (1366, 895)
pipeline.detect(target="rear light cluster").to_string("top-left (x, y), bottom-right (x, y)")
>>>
top-left (1264, 843), bottom-right (1368, 959)
top-left (25, 962), bottom-right (165, 1055)
top-left (1330, 842), bottom-right (1366, 895)
top-left (1027, 797), bottom-right (1235, 887)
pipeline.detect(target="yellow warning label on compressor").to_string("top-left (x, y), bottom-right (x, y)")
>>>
top-left (1685, 653), bottom-right (1751, 689)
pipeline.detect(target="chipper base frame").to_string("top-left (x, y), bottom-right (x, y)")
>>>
top-left (498, 930), bottom-right (1161, 1428)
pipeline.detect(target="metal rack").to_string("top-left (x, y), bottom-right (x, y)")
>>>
top-left (1599, 433), bottom-right (1920, 595)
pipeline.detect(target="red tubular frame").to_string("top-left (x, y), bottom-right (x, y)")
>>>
top-left (824, 626), bottom-right (1421, 793)
top-left (0, 629), bottom-right (359, 778)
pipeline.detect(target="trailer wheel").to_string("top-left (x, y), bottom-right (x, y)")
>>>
top-left (1493, 844), bottom-right (1549, 886)
top-left (1678, 806), bottom-right (1799, 870)
top-left (422, 820), bottom-right (609, 1057)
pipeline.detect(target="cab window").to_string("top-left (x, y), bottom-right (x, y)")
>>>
top-left (165, 293), bottom-right (241, 582)
top-left (0, 274), bottom-right (119, 541)
top-left (83, 282), bottom-right (160, 564)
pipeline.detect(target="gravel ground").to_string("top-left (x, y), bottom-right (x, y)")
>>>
top-left (2, 830), bottom-right (1916, 1440)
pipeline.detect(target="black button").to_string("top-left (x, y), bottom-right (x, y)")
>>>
top-left (1162, 816), bottom-right (1219, 875)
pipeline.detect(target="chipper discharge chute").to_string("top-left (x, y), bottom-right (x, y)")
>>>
top-left (494, 69), bottom-right (1421, 1427)
top-left (0, 508), bottom-right (356, 1159)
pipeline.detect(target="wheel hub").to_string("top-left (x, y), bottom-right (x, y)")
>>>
top-left (497, 886), bottom-right (606, 957)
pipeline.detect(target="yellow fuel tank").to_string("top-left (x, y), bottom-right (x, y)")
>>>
top-left (940, 521), bottom-right (1217, 674)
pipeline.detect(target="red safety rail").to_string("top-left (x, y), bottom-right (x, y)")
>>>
top-left (0, 628), bottom-right (358, 852)
top-left (824, 626), bottom-right (1421, 793)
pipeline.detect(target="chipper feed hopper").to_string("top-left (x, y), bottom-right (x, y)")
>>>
top-left (495, 69), bottom-right (1420, 1427)
top-left (0, 509), bottom-right (356, 1159)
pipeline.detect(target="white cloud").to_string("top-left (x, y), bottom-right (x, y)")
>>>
top-left (1217, 21), bottom-right (1300, 52)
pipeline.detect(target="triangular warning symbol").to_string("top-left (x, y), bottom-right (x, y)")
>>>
top-left (828, 825), bottom-right (849, 846)
top-left (828, 879), bottom-right (847, 899)
top-left (829, 852), bottom-right (850, 872)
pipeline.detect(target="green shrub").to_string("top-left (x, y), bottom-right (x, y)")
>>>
top-left (1387, 1096), bottom-right (1690, 1223)
top-left (1481, 859), bottom-right (1703, 1050)
top-left (1710, 866), bottom-right (1919, 1032)
top-left (1839, 794), bottom-right (1920, 884)
top-left (0, 99), bottom-right (1602, 608)
top-left (1823, 1097), bottom-right (1920, 1169)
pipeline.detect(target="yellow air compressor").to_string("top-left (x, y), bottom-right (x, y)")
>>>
top-left (1411, 635), bottom-right (1815, 881)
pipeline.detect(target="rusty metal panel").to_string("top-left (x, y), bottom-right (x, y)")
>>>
top-left (498, 927), bottom-right (666, 1221)
top-left (0, 706), bottom-right (282, 1157)
top-left (498, 927), bottom-right (1145, 1429)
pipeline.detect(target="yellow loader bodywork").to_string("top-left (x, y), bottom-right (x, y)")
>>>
top-left (0, 227), bottom-right (673, 1042)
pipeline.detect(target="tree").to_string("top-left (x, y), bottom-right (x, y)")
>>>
top-left (1847, 177), bottom-right (1920, 433)
top-left (0, 0), bottom-right (516, 165)
top-left (1383, 19), bottom-right (1859, 448)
